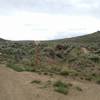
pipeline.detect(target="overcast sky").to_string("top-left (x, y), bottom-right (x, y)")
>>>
top-left (0, 0), bottom-right (100, 40)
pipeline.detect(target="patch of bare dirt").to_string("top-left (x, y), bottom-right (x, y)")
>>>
top-left (0, 65), bottom-right (100, 100)
top-left (81, 47), bottom-right (89, 54)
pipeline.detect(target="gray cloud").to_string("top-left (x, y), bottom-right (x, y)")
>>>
top-left (0, 0), bottom-right (100, 17)
top-left (0, 0), bottom-right (73, 14)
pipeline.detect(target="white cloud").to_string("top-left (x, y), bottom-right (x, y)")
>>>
top-left (0, 11), bottom-right (100, 40)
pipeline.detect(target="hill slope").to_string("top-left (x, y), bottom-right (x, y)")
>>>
top-left (67, 31), bottom-right (100, 43)
top-left (0, 31), bottom-right (100, 83)
top-left (0, 31), bottom-right (100, 100)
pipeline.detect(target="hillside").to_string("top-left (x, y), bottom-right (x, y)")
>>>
top-left (43, 31), bottom-right (100, 45)
top-left (67, 31), bottom-right (100, 43)
top-left (0, 31), bottom-right (100, 83)
top-left (0, 31), bottom-right (100, 99)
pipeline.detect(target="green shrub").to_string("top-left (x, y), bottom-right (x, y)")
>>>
top-left (53, 81), bottom-right (68, 87)
top-left (85, 76), bottom-right (92, 81)
top-left (60, 68), bottom-right (78, 77)
top-left (60, 70), bottom-right (69, 76)
top-left (31, 80), bottom-right (41, 84)
top-left (96, 80), bottom-right (100, 84)
top-left (53, 80), bottom-right (70, 95)
top-left (7, 62), bottom-right (24, 72)
top-left (92, 74), bottom-right (100, 84)
top-left (55, 86), bottom-right (69, 95)
top-left (7, 61), bottom-right (34, 72)
top-left (95, 77), bottom-right (100, 84)
top-left (60, 68), bottom-right (70, 76)
top-left (87, 54), bottom-right (100, 63)
top-left (76, 86), bottom-right (82, 91)
top-left (23, 66), bottom-right (34, 72)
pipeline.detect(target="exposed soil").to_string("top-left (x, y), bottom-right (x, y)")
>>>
top-left (0, 65), bottom-right (100, 100)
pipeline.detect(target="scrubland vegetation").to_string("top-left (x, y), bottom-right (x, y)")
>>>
top-left (0, 31), bottom-right (100, 89)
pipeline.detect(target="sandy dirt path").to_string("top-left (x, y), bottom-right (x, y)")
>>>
top-left (0, 65), bottom-right (100, 100)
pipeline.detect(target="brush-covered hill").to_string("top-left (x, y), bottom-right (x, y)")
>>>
top-left (67, 31), bottom-right (100, 43)
top-left (44, 31), bottom-right (100, 45)
top-left (0, 31), bottom-right (100, 83)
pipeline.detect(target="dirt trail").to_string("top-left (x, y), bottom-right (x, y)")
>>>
top-left (0, 65), bottom-right (100, 100)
